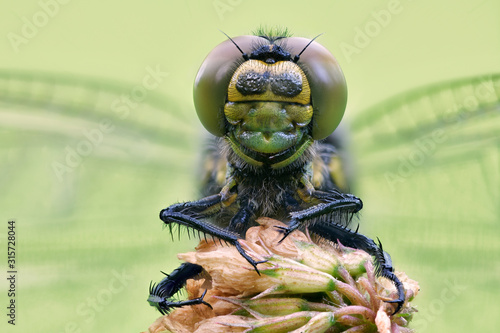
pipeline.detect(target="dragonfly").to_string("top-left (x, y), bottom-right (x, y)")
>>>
top-left (0, 48), bottom-right (498, 329)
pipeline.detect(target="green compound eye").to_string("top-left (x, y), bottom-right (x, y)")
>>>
top-left (193, 36), bottom-right (258, 138)
top-left (286, 37), bottom-right (348, 140)
top-left (193, 34), bottom-right (347, 141)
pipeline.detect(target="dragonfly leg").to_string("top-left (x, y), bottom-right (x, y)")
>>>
top-left (160, 195), bottom-right (265, 273)
top-left (148, 262), bottom-right (212, 315)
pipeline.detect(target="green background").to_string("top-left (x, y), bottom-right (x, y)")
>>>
top-left (0, 0), bottom-right (499, 332)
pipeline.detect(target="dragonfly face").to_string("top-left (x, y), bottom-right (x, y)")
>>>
top-left (224, 59), bottom-right (313, 156)
top-left (149, 28), bottom-right (406, 315)
top-left (193, 34), bottom-right (348, 140)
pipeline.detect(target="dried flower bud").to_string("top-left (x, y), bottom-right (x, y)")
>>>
top-left (289, 312), bottom-right (335, 333)
top-left (219, 296), bottom-right (336, 317)
top-left (256, 256), bottom-right (338, 297)
top-left (295, 241), bottom-right (340, 274)
top-left (225, 311), bottom-right (316, 332)
top-left (145, 218), bottom-right (419, 333)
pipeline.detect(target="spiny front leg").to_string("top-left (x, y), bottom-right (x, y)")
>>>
top-left (309, 222), bottom-right (405, 314)
top-left (148, 262), bottom-right (212, 315)
top-left (159, 194), bottom-right (265, 273)
top-left (277, 189), bottom-right (363, 242)
top-left (275, 185), bottom-right (403, 313)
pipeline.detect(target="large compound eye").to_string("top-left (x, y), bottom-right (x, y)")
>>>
top-left (193, 35), bottom-right (347, 140)
top-left (193, 36), bottom-right (265, 137)
top-left (283, 37), bottom-right (347, 140)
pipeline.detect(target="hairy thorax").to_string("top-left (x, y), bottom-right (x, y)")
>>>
top-left (235, 170), bottom-right (302, 218)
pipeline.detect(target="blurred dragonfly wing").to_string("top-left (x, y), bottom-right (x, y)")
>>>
top-left (351, 73), bottom-right (499, 223)
top-left (0, 69), bottom-right (199, 171)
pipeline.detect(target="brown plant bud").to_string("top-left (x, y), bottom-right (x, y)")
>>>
top-left (145, 218), bottom-right (419, 333)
